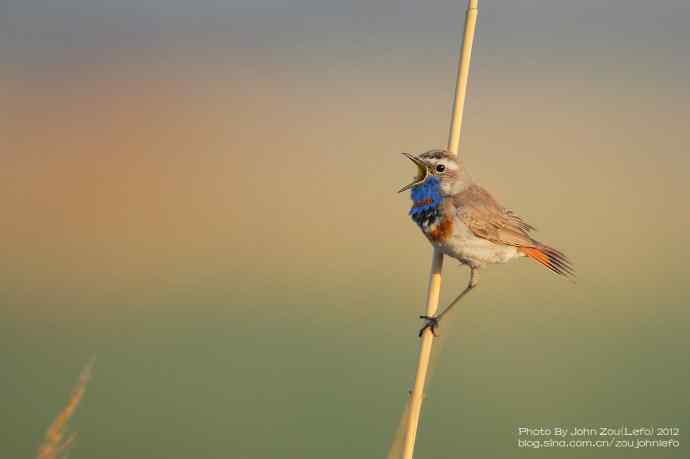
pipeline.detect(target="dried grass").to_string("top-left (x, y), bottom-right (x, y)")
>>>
top-left (37, 360), bottom-right (93, 459)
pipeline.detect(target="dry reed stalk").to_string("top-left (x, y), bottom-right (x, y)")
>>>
top-left (400, 1), bottom-right (479, 458)
top-left (37, 360), bottom-right (93, 459)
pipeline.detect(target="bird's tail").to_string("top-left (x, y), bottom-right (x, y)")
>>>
top-left (519, 244), bottom-right (574, 278)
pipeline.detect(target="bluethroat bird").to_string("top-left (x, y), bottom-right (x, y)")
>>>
top-left (399, 149), bottom-right (573, 337)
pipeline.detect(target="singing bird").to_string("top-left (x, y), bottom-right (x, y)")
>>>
top-left (399, 149), bottom-right (573, 337)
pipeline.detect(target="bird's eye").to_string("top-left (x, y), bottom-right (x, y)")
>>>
top-left (435, 164), bottom-right (446, 173)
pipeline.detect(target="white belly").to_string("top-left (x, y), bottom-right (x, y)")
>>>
top-left (435, 218), bottom-right (520, 267)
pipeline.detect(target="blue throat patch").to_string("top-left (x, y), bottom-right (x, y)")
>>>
top-left (409, 176), bottom-right (442, 217)
top-left (409, 176), bottom-right (443, 229)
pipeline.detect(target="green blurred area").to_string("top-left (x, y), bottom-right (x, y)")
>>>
top-left (2, 291), bottom-right (689, 458)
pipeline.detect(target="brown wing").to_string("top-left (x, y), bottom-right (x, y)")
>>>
top-left (454, 184), bottom-right (574, 277)
top-left (453, 184), bottom-right (536, 247)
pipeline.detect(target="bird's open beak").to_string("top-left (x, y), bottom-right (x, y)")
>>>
top-left (398, 153), bottom-right (429, 193)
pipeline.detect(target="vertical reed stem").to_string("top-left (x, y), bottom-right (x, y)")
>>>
top-left (400, 2), bottom-right (478, 458)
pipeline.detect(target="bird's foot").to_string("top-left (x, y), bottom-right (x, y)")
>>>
top-left (418, 315), bottom-right (440, 338)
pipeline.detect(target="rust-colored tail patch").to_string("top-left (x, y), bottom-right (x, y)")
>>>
top-left (519, 245), bottom-right (574, 278)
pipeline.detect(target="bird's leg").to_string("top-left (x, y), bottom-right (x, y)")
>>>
top-left (419, 268), bottom-right (479, 337)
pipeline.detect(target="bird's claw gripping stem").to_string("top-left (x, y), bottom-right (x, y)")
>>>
top-left (418, 315), bottom-right (440, 338)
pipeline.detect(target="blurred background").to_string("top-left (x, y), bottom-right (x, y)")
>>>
top-left (2, 0), bottom-right (689, 457)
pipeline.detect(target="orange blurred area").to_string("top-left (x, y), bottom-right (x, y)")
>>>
top-left (3, 57), bottom-right (689, 322)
